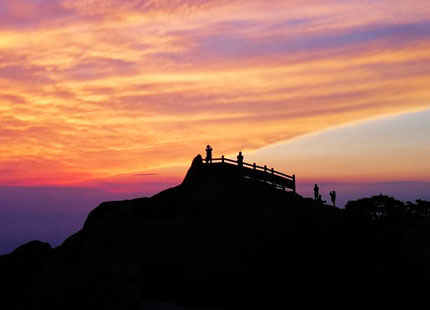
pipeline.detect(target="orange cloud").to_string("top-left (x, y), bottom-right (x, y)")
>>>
top-left (0, 0), bottom-right (429, 185)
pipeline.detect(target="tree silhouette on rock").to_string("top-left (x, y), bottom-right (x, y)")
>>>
top-left (345, 194), bottom-right (430, 220)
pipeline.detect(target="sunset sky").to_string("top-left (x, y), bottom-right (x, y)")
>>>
top-left (1, 0), bottom-right (430, 253)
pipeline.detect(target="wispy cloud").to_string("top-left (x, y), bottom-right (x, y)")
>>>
top-left (0, 0), bottom-right (429, 184)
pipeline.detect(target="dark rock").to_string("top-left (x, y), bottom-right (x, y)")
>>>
top-left (1, 156), bottom-right (429, 309)
top-left (182, 154), bottom-right (203, 185)
top-left (0, 241), bottom-right (53, 310)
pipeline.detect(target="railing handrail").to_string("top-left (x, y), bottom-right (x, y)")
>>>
top-left (210, 156), bottom-right (295, 180)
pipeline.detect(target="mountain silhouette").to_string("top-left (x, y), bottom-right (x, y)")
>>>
top-left (1, 155), bottom-right (430, 309)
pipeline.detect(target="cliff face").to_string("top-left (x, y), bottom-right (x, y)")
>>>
top-left (1, 156), bottom-right (429, 309)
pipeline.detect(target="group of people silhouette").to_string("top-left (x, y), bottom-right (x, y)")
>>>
top-left (206, 145), bottom-right (243, 166)
top-left (314, 183), bottom-right (336, 206)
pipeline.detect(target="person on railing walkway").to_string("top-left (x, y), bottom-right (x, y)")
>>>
top-left (314, 184), bottom-right (319, 200)
top-left (330, 191), bottom-right (336, 207)
top-left (237, 151), bottom-right (244, 167)
top-left (206, 145), bottom-right (213, 163)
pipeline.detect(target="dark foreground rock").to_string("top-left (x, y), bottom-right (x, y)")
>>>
top-left (0, 240), bottom-right (53, 310)
top-left (1, 155), bottom-right (429, 309)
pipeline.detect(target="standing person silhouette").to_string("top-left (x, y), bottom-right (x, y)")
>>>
top-left (205, 145), bottom-right (213, 163)
top-left (314, 184), bottom-right (319, 200)
top-left (237, 151), bottom-right (244, 167)
top-left (330, 191), bottom-right (337, 207)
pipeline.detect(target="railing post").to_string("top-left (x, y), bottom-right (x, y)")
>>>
top-left (271, 168), bottom-right (275, 187)
top-left (253, 163), bottom-right (256, 170)
top-left (263, 165), bottom-right (267, 183)
top-left (222, 155), bottom-right (224, 163)
top-left (293, 174), bottom-right (296, 193)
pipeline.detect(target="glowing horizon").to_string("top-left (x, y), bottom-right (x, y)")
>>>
top-left (1, 0), bottom-right (430, 187)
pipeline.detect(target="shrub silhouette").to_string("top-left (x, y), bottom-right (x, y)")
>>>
top-left (345, 194), bottom-right (430, 220)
